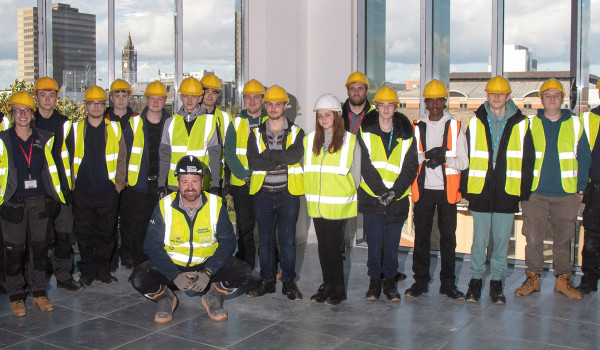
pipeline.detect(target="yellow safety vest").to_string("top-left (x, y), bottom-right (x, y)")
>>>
top-left (303, 131), bottom-right (357, 219)
top-left (466, 117), bottom-right (528, 196)
top-left (127, 115), bottom-right (145, 186)
top-left (249, 125), bottom-right (304, 195)
top-left (167, 114), bottom-right (217, 189)
top-left (71, 119), bottom-right (121, 184)
top-left (359, 129), bottom-right (412, 199)
top-left (159, 193), bottom-right (220, 266)
top-left (529, 115), bottom-right (583, 193)
top-left (0, 133), bottom-right (65, 205)
top-left (229, 115), bottom-right (269, 186)
top-left (582, 111), bottom-right (600, 152)
top-left (60, 120), bottom-right (73, 190)
top-left (0, 116), bottom-right (9, 131)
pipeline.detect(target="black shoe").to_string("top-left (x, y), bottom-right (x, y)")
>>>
top-left (465, 278), bottom-right (482, 302)
top-left (246, 279), bottom-right (276, 298)
top-left (576, 281), bottom-right (598, 294)
top-left (382, 277), bottom-right (401, 302)
top-left (324, 285), bottom-right (346, 306)
top-left (439, 285), bottom-right (465, 300)
top-left (80, 274), bottom-right (94, 287)
top-left (365, 278), bottom-right (381, 301)
top-left (97, 274), bottom-right (118, 284)
top-left (405, 283), bottom-right (428, 298)
top-left (489, 280), bottom-right (506, 304)
top-left (282, 280), bottom-right (303, 300)
top-left (311, 283), bottom-right (334, 303)
top-left (57, 278), bottom-right (85, 291)
top-left (395, 272), bottom-right (407, 282)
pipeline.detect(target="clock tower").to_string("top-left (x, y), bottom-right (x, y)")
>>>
top-left (122, 32), bottom-right (137, 85)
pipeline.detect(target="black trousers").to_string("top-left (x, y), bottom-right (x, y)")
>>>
top-left (130, 257), bottom-right (252, 295)
top-left (582, 182), bottom-right (600, 284)
top-left (119, 188), bottom-right (159, 266)
top-left (231, 184), bottom-right (257, 269)
top-left (72, 187), bottom-right (119, 278)
top-left (412, 189), bottom-right (457, 287)
top-left (314, 217), bottom-right (346, 286)
top-left (50, 204), bottom-right (75, 282)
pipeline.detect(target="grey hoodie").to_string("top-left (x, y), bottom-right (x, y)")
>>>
top-left (483, 99), bottom-right (518, 164)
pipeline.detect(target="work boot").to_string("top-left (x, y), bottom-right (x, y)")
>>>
top-left (554, 273), bottom-right (582, 300)
top-left (439, 284), bottom-right (465, 300)
top-left (382, 277), bottom-right (401, 302)
top-left (324, 285), bottom-right (346, 306)
top-left (282, 280), bottom-right (303, 300)
top-left (202, 284), bottom-right (228, 321)
top-left (96, 274), bottom-right (118, 284)
top-left (57, 278), bottom-right (85, 292)
top-left (489, 280), bottom-right (506, 304)
top-left (32, 296), bottom-right (54, 312)
top-left (514, 270), bottom-right (540, 296)
top-left (576, 276), bottom-right (598, 294)
top-left (365, 278), bottom-right (381, 301)
top-left (465, 278), bottom-right (482, 302)
top-left (404, 283), bottom-right (428, 298)
top-left (311, 283), bottom-right (334, 303)
top-left (246, 279), bottom-right (276, 298)
top-left (154, 288), bottom-right (178, 324)
top-left (11, 300), bottom-right (26, 317)
top-left (80, 274), bottom-right (94, 287)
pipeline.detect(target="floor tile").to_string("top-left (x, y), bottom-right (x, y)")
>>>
top-left (227, 323), bottom-right (344, 350)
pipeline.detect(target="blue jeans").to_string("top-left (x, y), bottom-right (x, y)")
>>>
top-left (253, 189), bottom-right (300, 282)
top-left (363, 213), bottom-right (404, 279)
top-left (469, 211), bottom-right (515, 280)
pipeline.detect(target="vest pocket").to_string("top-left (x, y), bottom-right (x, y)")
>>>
top-left (0, 200), bottom-right (25, 224)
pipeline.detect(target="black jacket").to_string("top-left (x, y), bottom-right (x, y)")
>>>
top-left (342, 98), bottom-right (372, 134)
top-left (247, 117), bottom-right (305, 174)
top-left (357, 110), bottom-right (418, 223)
top-left (459, 104), bottom-right (535, 213)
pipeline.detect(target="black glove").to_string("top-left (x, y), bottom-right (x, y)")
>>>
top-left (243, 176), bottom-right (251, 187)
top-left (158, 186), bottom-right (168, 199)
top-left (188, 271), bottom-right (211, 293)
top-left (173, 273), bottom-right (195, 290)
top-left (378, 190), bottom-right (396, 206)
top-left (209, 186), bottom-right (222, 196)
top-left (424, 156), bottom-right (445, 169)
top-left (424, 146), bottom-right (448, 159)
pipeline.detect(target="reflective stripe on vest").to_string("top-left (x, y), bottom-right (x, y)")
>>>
top-left (72, 119), bottom-right (121, 183)
top-left (359, 130), bottom-right (412, 199)
top-left (303, 131), bottom-right (357, 219)
top-left (167, 114), bottom-right (216, 189)
top-left (529, 115), bottom-right (582, 193)
top-left (249, 124), bottom-right (304, 195)
top-left (0, 140), bottom-right (6, 200)
top-left (127, 115), bottom-right (145, 186)
top-left (230, 117), bottom-right (250, 186)
top-left (504, 118), bottom-right (528, 195)
top-left (160, 193), bottom-right (220, 266)
top-left (0, 117), bottom-right (9, 131)
top-left (61, 120), bottom-right (73, 189)
top-left (582, 111), bottom-right (600, 152)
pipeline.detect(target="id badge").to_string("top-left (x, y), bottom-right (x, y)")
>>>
top-left (24, 179), bottom-right (38, 189)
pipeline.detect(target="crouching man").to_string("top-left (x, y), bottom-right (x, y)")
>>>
top-left (130, 155), bottom-right (251, 323)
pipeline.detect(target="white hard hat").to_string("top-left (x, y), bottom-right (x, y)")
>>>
top-left (313, 93), bottom-right (342, 113)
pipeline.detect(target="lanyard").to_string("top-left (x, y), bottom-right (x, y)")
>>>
top-left (349, 110), bottom-right (366, 134)
top-left (16, 135), bottom-right (34, 172)
top-left (387, 125), bottom-right (394, 151)
top-left (486, 114), bottom-right (507, 154)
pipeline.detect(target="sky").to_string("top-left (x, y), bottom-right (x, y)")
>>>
top-left (0, 0), bottom-right (597, 89)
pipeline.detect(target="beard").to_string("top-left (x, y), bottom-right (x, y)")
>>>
top-left (349, 94), bottom-right (366, 107)
top-left (181, 189), bottom-right (201, 203)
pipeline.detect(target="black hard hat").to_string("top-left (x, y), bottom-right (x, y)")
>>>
top-left (174, 155), bottom-right (207, 176)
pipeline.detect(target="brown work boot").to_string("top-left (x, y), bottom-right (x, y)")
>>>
top-left (554, 273), bottom-right (582, 300)
top-left (32, 296), bottom-right (54, 312)
top-left (12, 300), bottom-right (26, 317)
top-left (154, 288), bottom-right (178, 324)
top-left (514, 270), bottom-right (541, 296)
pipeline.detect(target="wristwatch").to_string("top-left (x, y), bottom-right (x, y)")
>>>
top-left (578, 190), bottom-right (584, 195)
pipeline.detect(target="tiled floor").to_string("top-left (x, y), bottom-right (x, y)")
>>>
top-left (0, 244), bottom-right (598, 349)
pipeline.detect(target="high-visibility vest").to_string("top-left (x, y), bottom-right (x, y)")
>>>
top-left (303, 131), bottom-right (357, 219)
top-left (466, 116), bottom-right (528, 196)
top-left (0, 116), bottom-right (9, 131)
top-left (229, 115), bottom-right (268, 186)
top-left (411, 119), bottom-right (462, 204)
top-left (249, 125), bottom-right (304, 195)
top-left (359, 129), bottom-right (412, 199)
top-left (167, 114), bottom-right (217, 189)
top-left (0, 133), bottom-right (65, 205)
top-left (582, 111), bottom-right (600, 152)
top-left (72, 119), bottom-right (121, 184)
top-left (529, 115), bottom-right (583, 193)
top-left (159, 193), bottom-right (220, 266)
top-left (60, 120), bottom-right (73, 190)
top-left (127, 115), bottom-right (145, 186)
top-left (214, 108), bottom-right (231, 144)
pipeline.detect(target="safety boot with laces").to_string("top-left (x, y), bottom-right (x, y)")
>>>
top-left (514, 270), bottom-right (540, 296)
top-left (12, 300), bottom-right (26, 317)
top-left (554, 273), bottom-right (582, 300)
top-left (32, 296), bottom-right (54, 312)
top-left (382, 277), bottom-right (401, 302)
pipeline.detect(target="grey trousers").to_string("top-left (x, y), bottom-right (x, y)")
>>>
top-left (521, 193), bottom-right (581, 275)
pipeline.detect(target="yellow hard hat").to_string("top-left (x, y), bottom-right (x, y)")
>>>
top-left (110, 79), bottom-right (132, 94)
top-left (263, 85), bottom-right (289, 103)
top-left (243, 79), bottom-right (265, 95)
top-left (422, 79), bottom-right (448, 98)
top-left (178, 77), bottom-right (203, 96)
top-left (84, 85), bottom-right (108, 102)
top-left (538, 78), bottom-right (565, 98)
top-left (373, 86), bottom-right (398, 104)
top-left (33, 77), bottom-right (59, 93)
top-left (200, 73), bottom-right (222, 91)
top-left (345, 71), bottom-right (370, 89)
top-left (485, 75), bottom-right (512, 94)
top-left (7, 91), bottom-right (36, 111)
top-left (145, 81), bottom-right (167, 97)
